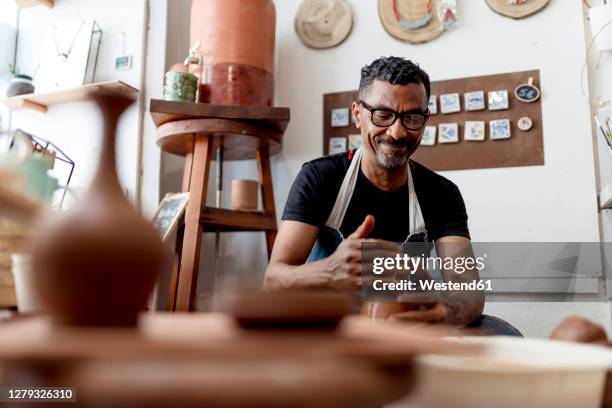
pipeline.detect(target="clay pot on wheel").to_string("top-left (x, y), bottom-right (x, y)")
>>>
top-left (30, 91), bottom-right (167, 327)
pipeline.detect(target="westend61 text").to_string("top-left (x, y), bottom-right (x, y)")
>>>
top-left (372, 279), bottom-right (493, 292)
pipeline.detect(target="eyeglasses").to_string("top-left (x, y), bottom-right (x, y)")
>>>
top-left (359, 100), bottom-right (429, 131)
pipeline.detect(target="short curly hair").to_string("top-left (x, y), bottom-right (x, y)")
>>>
top-left (359, 56), bottom-right (430, 99)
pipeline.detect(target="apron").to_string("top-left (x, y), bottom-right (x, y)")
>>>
top-left (306, 148), bottom-right (431, 263)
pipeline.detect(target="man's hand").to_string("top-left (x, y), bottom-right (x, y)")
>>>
top-left (322, 215), bottom-right (375, 289)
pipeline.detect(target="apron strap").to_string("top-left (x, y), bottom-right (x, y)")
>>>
top-left (408, 163), bottom-right (426, 234)
top-left (325, 148), bottom-right (363, 230)
top-left (325, 148), bottom-right (426, 235)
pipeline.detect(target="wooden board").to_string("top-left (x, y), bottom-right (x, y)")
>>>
top-left (323, 70), bottom-right (544, 171)
top-left (15, 0), bottom-right (54, 8)
top-left (2, 81), bottom-right (139, 113)
top-left (150, 99), bottom-right (290, 132)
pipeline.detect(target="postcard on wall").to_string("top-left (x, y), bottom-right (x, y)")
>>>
top-left (464, 91), bottom-right (485, 111)
top-left (348, 134), bottom-right (363, 150)
top-left (329, 137), bottom-right (347, 153)
top-left (488, 90), bottom-right (509, 111)
top-left (428, 95), bottom-right (437, 115)
top-left (490, 119), bottom-right (512, 140)
top-left (420, 126), bottom-right (437, 146)
top-left (440, 93), bottom-right (461, 114)
top-left (464, 121), bottom-right (485, 141)
top-left (438, 123), bottom-right (459, 143)
top-left (331, 107), bottom-right (350, 127)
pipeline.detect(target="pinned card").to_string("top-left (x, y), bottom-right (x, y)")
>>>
top-left (490, 119), bottom-right (512, 140)
top-left (440, 93), bottom-right (461, 114)
top-left (464, 121), bottom-right (485, 141)
top-left (329, 137), bottom-right (347, 153)
top-left (420, 126), bottom-right (437, 146)
top-left (488, 90), bottom-right (509, 111)
top-left (439, 123), bottom-right (459, 143)
top-left (464, 91), bottom-right (485, 111)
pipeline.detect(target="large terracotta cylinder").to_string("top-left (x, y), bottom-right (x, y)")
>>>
top-left (191, 0), bottom-right (276, 106)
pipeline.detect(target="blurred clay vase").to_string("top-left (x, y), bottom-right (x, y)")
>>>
top-left (6, 75), bottom-right (34, 98)
top-left (30, 91), bottom-right (166, 327)
top-left (231, 179), bottom-right (259, 212)
top-left (191, 0), bottom-right (276, 106)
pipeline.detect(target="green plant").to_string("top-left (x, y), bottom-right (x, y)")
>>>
top-left (8, 64), bottom-right (20, 76)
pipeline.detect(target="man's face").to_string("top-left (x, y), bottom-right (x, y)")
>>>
top-left (352, 80), bottom-right (429, 170)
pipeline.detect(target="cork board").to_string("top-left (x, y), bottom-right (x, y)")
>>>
top-left (323, 70), bottom-right (544, 171)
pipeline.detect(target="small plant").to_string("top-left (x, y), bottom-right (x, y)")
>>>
top-left (8, 64), bottom-right (20, 76)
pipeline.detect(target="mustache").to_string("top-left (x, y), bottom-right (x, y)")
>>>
top-left (374, 136), bottom-right (411, 147)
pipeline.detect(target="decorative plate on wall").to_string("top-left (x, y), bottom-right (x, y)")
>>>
top-left (378, 0), bottom-right (444, 43)
top-left (295, 0), bottom-right (353, 49)
top-left (485, 0), bottom-right (550, 19)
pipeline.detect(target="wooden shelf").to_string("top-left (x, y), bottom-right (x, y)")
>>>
top-left (15, 0), bottom-right (54, 8)
top-left (2, 81), bottom-right (139, 113)
top-left (200, 207), bottom-right (276, 232)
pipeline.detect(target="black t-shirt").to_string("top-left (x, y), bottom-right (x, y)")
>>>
top-left (282, 151), bottom-right (470, 242)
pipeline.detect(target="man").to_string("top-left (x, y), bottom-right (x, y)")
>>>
top-left (265, 56), bottom-right (520, 334)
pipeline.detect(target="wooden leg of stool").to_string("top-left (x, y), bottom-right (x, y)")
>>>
top-left (167, 152), bottom-right (194, 312)
top-left (256, 144), bottom-right (277, 259)
top-left (176, 136), bottom-right (213, 312)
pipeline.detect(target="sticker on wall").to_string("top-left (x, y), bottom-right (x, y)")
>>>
top-left (329, 137), bottom-right (347, 154)
top-left (490, 119), bottom-right (512, 140)
top-left (420, 126), bottom-right (437, 146)
top-left (440, 93), bottom-right (461, 114)
top-left (464, 91), bottom-right (485, 111)
top-left (439, 123), bottom-right (459, 143)
top-left (464, 121), bottom-right (485, 141)
top-left (515, 77), bottom-right (541, 103)
top-left (488, 90), bottom-right (509, 111)
top-left (428, 95), bottom-right (438, 115)
top-left (517, 116), bottom-right (533, 131)
top-left (348, 134), bottom-right (363, 149)
top-left (331, 107), bottom-right (350, 127)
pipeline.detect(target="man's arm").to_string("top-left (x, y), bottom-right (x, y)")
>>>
top-left (435, 235), bottom-right (485, 326)
top-left (264, 220), bottom-right (333, 289)
top-left (264, 217), bottom-right (374, 289)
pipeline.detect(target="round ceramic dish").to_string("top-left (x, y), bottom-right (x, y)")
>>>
top-left (412, 336), bottom-right (612, 408)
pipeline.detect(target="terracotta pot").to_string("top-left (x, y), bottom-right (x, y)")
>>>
top-left (231, 179), bottom-right (259, 211)
top-left (191, 0), bottom-right (276, 106)
top-left (30, 91), bottom-right (167, 327)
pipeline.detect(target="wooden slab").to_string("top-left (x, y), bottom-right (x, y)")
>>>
top-left (150, 100), bottom-right (290, 160)
top-left (15, 0), bottom-right (54, 8)
top-left (149, 99), bottom-right (290, 131)
top-left (323, 70), bottom-right (545, 171)
top-left (2, 81), bottom-right (138, 112)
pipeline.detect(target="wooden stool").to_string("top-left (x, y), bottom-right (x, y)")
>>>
top-left (150, 100), bottom-right (290, 311)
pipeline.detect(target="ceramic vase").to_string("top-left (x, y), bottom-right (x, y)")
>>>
top-left (30, 91), bottom-right (166, 327)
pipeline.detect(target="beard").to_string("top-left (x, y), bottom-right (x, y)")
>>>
top-left (373, 135), bottom-right (413, 170)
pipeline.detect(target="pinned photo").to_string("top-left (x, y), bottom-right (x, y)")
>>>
top-left (490, 119), bottom-right (512, 140)
top-left (464, 91), bottom-right (485, 111)
top-left (331, 107), bottom-right (350, 127)
top-left (439, 123), bottom-right (459, 143)
top-left (428, 95), bottom-right (437, 115)
top-left (348, 134), bottom-right (363, 149)
top-left (440, 93), bottom-right (461, 114)
top-left (420, 126), bottom-right (437, 146)
top-left (329, 137), bottom-right (347, 153)
top-left (488, 90), bottom-right (509, 111)
top-left (464, 121), bottom-right (485, 141)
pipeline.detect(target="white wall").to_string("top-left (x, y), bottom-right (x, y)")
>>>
top-left (7, 0), bottom-right (146, 202)
top-left (152, 0), bottom-right (611, 334)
